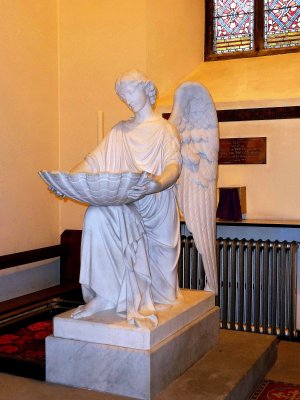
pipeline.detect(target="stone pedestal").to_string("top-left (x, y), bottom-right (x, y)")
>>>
top-left (46, 290), bottom-right (219, 400)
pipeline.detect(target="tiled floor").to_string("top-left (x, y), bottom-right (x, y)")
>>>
top-left (0, 337), bottom-right (299, 400)
top-left (266, 340), bottom-right (300, 385)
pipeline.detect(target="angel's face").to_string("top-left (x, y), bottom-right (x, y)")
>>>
top-left (118, 82), bottom-right (149, 113)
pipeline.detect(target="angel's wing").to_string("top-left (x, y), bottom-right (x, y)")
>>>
top-left (170, 82), bottom-right (219, 294)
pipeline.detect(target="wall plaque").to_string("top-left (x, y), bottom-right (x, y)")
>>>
top-left (218, 137), bottom-right (266, 164)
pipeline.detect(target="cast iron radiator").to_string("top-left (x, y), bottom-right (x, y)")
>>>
top-left (178, 236), bottom-right (299, 338)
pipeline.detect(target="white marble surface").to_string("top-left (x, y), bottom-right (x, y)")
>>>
top-left (53, 289), bottom-right (215, 350)
top-left (39, 170), bottom-right (143, 206)
top-left (47, 306), bottom-right (219, 400)
top-left (170, 82), bottom-right (219, 294)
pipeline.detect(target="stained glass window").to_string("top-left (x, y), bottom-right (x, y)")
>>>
top-left (213, 0), bottom-right (255, 53)
top-left (264, 0), bottom-right (300, 48)
top-left (206, 0), bottom-right (300, 59)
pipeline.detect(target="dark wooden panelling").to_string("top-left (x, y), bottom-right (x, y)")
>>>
top-left (0, 230), bottom-right (83, 314)
top-left (217, 106), bottom-right (300, 122)
top-left (163, 106), bottom-right (300, 123)
top-left (0, 245), bottom-right (62, 270)
top-left (0, 283), bottom-right (80, 315)
top-left (60, 230), bottom-right (82, 285)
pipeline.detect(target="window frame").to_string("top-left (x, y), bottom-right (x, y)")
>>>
top-left (205, 0), bottom-right (300, 61)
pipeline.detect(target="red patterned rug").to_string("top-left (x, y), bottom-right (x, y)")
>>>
top-left (250, 380), bottom-right (300, 399)
top-left (0, 319), bottom-right (52, 362)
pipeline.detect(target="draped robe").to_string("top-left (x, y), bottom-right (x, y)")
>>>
top-left (79, 115), bottom-right (181, 325)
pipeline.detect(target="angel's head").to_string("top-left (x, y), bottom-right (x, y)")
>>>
top-left (115, 70), bottom-right (157, 112)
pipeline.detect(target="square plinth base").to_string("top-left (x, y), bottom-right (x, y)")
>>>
top-left (46, 306), bottom-right (219, 400)
top-left (53, 289), bottom-right (215, 350)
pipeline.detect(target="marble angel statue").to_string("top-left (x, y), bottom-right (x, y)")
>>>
top-left (68, 70), bottom-right (182, 327)
top-left (40, 70), bottom-right (219, 327)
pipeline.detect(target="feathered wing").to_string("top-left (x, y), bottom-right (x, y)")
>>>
top-left (170, 82), bottom-right (219, 294)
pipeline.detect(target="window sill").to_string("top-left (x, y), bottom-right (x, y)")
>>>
top-left (205, 45), bottom-right (300, 62)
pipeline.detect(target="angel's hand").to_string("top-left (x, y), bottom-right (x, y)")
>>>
top-left (127, 173), bottom-right (163, 201)
top-left (48, 185), bottom-right (66, 199)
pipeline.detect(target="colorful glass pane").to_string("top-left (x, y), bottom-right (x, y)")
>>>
top-left (213, 0), bottom-right (254, 53)
top-left (264, 0), bottom-right (300, 48)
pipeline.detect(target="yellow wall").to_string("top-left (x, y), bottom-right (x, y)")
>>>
top-left (182, 52), bottom-right (300, 105)
top-left (59, 0), bottom-right (203, 231)
top-left (0, 1), bottom-right (59, 255)
top-left (159, 26), bottom-right (300, 221)
top-left (185, 53), bottom-right (300, 220)
top-left (2, 1), bottom-right (299, 256)
top-left (218, 119), bottom-right (300, 220)
top-left (0, 0), bottom-right (203, 253)
top-left (146, 0), bottom-right (204, 94)
top-left (159, 52), bottom-right (300, 107)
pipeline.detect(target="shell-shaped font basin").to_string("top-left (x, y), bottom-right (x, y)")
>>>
top-left (38, 170), bottom-right (144, 206)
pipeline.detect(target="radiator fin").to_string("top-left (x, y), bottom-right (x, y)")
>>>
top-left (178, 236), bottom-right (298, 338)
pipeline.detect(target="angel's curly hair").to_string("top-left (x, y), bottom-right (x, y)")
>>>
top-left (115, 70), bottom-right (157, 107)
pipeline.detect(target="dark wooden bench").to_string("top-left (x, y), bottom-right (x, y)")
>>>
top-left (0, 230), bottom-right (83, 315)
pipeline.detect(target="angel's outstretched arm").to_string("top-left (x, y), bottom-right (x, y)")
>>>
top-left (127, 161), bottom-right (180, 201)
top-left (151, 162), bottom-right (181, 191)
